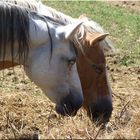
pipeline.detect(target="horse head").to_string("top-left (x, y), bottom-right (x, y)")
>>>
top-left (77, 32), bottom-right (113, 124)
top-left (25, 19), bottom-right (84, 116)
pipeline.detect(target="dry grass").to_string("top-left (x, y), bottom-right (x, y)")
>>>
top-left (0, 55), bottom-right (139, 139)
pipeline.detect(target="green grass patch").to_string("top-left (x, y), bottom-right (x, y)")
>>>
top-left (43, 1), bottom-right (140, 66)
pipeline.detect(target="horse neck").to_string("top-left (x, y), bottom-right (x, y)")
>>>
top-left (6, 1), bottom-right (77, 24)
top-left (38, 3), bottom-right (76, 24)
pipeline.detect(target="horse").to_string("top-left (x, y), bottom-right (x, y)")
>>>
top-left (0, 2), bottom-right (84, 117)
top-left (76, 32), bottom-right (113, 124)
top-left (4, 0), bottom-right (114, 124)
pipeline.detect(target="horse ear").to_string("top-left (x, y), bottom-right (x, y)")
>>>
top-left (86, 32), bottom-right (109, 46)
top-left (56, 21), bottom-right (83, 40)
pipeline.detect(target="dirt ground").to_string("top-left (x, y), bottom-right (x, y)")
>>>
top-left (107, 1), bottom-right (140, 13)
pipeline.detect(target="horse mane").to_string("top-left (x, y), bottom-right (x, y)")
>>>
top-left (40, 4), bottom-right (116, 55)
top-left (38, 2), bottom-right (116, 55)
top-left (40, 4), bottom-right (75, 24)
top-left (4, 0), bottom-right (75, 24)
top-left (5, 0), bottom-right (116, 55)
top-left (0, 2), bottom-right (30, 64)
top-left (4, 0), bottom-right (39, 11)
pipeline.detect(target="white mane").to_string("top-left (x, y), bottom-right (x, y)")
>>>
top-left (39, 2), bottom-right (117, 55)
top-left (4, 0), bottom-right (116, 55)
top-left (3, 0), bottom-right (39, 11)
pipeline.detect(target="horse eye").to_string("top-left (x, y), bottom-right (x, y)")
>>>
top-left (68, 59), bottom-right (76, 66)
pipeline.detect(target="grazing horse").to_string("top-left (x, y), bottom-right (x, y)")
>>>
top-left (0, 2), bottom-right (84, 116)
top-left (4, 0), bottom-right (115, 124)
top-left (76, 32), bottom-right (112, 124)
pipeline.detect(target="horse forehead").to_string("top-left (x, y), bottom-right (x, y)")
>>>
top-left (55, 41), bottom-right (76, 57)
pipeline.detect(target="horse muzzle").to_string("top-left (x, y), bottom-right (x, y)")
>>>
top-left (87, 96), bottom-right (113, 125)
top-left (55, 89), bottom-right (83, 116)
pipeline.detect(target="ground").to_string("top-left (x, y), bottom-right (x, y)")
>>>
top-left (0, 1), bottom-right (139, 139)
top-left (107, 1), bottom-right (140, 13)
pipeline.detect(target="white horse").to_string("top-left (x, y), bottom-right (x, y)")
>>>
top-left (0, 2), bottom-right (84, 116)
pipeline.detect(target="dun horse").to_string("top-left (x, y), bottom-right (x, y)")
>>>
top-left (4, 0), bottom-right (115, 124)
top-left (0, 2), bottom-right (84, 116)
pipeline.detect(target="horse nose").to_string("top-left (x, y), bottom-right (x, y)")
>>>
top-left (88, 97), bottom-right (113, 124)
top-left (55, 90), bottom-right (83, 116)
